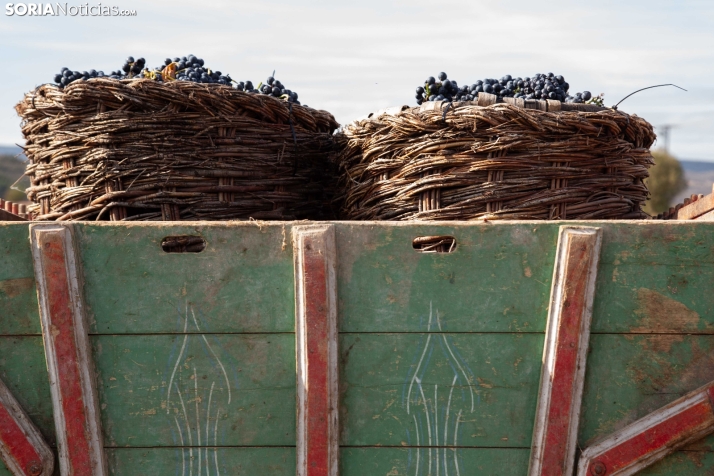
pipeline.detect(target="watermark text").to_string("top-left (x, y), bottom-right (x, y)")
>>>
top-left (5, 3), bottom-right (137, 16)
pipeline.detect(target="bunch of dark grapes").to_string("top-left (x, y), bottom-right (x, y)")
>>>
top-left (415, 71), bottom-right (603, 106)
top-left (53, 55), bottom-right (150, 88)
top-left (122, 56), bottom-right (146, 77)
top-left (415, 72), bottom-right (470, 104)
top-left (165, 55), bottom-right (233, 85)
top-left (51, 55), bottom-right (302, 104)
top-left (53, 68), bottom-right (107, 87)
top-left (233, 75), bottom-right (301, 104)
top-left (565, 90), bottom-right (598, 104)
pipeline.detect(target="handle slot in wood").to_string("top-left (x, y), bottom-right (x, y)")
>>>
top-left (412, 235), bottom-right (457, 253)
top-left (161, 236), bottom-right (206, 253)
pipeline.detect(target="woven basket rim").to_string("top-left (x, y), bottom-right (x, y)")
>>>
top-left (17, 78), bottom-right (339, 133)
top-left (348, 94), bottom-right (617, 127)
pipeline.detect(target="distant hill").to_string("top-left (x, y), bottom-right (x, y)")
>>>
top-left (675, 160), bottom-right (714, 203)
top-left (0, 145), bottom-right (24, 159)
top-left (0, 152), bottom-right (29, 201)
top-left (679, 160), bottom-right (714, 173)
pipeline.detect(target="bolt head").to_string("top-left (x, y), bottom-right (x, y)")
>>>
top-left (591, 461), bottom-right (607, 476)
top-left (27, 461), bottom-right (42, 476)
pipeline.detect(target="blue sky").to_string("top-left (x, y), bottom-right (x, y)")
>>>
top-left (2, 0), bottom-right (714, 159)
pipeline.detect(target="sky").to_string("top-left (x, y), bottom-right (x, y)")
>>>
top-left (1, 0), bottom-right (714, 160)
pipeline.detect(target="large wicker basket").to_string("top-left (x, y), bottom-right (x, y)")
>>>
top-left (335, 94), bottom-right (656, 221)
top-left (16, 79), bottom-right (339, 221)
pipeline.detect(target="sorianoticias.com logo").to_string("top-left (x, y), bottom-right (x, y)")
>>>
top-left (5, 3), bottom-right (137, 16)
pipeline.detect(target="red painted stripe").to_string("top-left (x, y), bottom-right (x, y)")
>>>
top-left (0, 400), bottom-right (42, 475)
top-left (39, 232), bottom-right (94, 475)
top-left (301, 233), bottom-right (330, 476)
top-left (540, 233), bottom-right (595, 476)
top-left (586, 386), bottom-right (714, 475)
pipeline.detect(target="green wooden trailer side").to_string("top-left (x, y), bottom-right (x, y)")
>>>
top-left (1, 221), bottom-right (714, 475)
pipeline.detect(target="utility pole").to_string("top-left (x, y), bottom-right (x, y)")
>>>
top-left (657, 124), bottom-right (677, 152)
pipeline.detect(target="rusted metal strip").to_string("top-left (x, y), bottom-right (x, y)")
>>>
top-left (30, 224), bottom-right (108, 476)
top-left (293, 225), bottom-right (339, 476)
top-left (528, 226), bottom-right (603, 476)
top-left (0, 377), bottom-right (54, 476)
top-left (577, 382), bottom-right (714, 476)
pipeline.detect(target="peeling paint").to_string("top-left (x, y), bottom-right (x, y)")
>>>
top-left (632, 288), bottom-right (710, 334)
top-left (0, 277), bottom-right (33, 298)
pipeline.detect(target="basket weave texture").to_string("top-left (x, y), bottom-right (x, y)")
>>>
top-left (16, 79), bottom-right (338, 221)
top-left (335, 100), bottom-right (656, 221)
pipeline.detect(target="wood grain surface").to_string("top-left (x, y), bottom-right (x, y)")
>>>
top-left (0, 221), bottom-right (713, 474)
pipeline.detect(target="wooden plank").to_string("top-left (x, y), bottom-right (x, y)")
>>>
top-left (591, 222), bottom-right (714, 334)
top-left (638, 450), bottom-right (714, 475)
top-left (0, 334), bottom-right (295, 449)
top-left (529, 226), bottom-right (602, 476)
top-left (30, 223), bottom-right (108, 476)
top-left (340, 332), bottom-right (714, 451)
top-left (3, 221), bottom-right (714, 336)
top-left (1, 447), bottom-right (708, 476)
top-left (339, 332), bottom-right (544, 447)
top-left (293, 225), bottom-right (339, 476)
top-left (0, 377), bottom-right (53, 476)
top-left (94, 334), bottom-right (295, 447)
top-left (3, 448), bottom-right (714, 476)
top-left (73, 224), bottom-right (295, 334)
top-left (694, 209), bottom-right (714, 221)
top-left (580, 334), bottom-right (714, 450)
top-left (340, 447), bottom-right (531, 476)
top-left (572, 222), bottom-right (711, 334)
top-left (106, 447), bottom-right (295, 476)
top-left (577, 382), bottom-right (714, 476)
top-left (0, 224), bottom-right (40, 336)
top-left (335, 223), bottom-right (558, 333)
top-left (335, 222), bottom-right (714, 334)
top-left (674, 189), bottom-right (714, 220)
top-left (0, 338), bottom-right (54, 445)
top-left (0, 210), bottom-right (27, 222)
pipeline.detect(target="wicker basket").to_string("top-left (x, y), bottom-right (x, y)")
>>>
top-left (335, 93), bottom-right (656, 221)
top-left (16, 79), bottom-right (339, 221)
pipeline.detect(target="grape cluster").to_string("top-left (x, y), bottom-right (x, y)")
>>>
top-left (50, 55), bottom-right (302, 104)
top-left (54, 68), bottom-right (108, 87)
top-left (163, 55), bottom-right (233, 85)
top-left (122, 56), bottom-right (147, 77)
top-left (415, 72), bottom-right (603, 106)
top-left (233, 75), bottom-right (300, 104)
